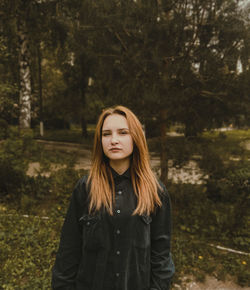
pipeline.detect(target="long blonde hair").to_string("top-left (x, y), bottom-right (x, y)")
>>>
top-left (87, 105), bottom-right (162, 215)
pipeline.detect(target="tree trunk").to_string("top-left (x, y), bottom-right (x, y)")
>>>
top-left (160, 108), bottom-right (168, 185)
top-left (184, 120), bottom-right (198, 138)
top-left (80, 86), bottom-right (88, 137)
top-left (18, 15), bottom-right (31, 129)
top-left (81, 115), bottom-right (88, 137)
top-left (37, 43), bottom-right (44, 136)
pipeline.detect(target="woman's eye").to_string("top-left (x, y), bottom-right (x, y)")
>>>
top-left (120, 131), bottom-right (128, 135)
top-left (102, 132), bottom-right (110, 136)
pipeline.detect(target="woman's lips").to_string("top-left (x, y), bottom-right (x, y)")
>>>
top-left (109, 148), bottom-right (121, 152)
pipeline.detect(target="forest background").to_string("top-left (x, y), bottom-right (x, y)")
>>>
top-left (0, 0), bottom-right (249, 289)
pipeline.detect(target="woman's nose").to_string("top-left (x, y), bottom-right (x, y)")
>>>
top-left (111, 134), bottom-right (119, 144)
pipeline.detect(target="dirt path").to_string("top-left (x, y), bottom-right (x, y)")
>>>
top-left (28, 140), bottom-right (208, 184)
top-left (28, 139), bottom-right (250, 182)
top-left (175, 276), bottom-right (250, 290)
top-left (243, 140), bottom-right (250, 150)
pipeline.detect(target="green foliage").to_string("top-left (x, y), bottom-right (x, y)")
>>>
top-left (0, 84), bottom-right (19, 125)
top-left (0, 129), bottom-right (249, 287)
top-left (169, 182), bottom-right (249, 252)
top-left (0, 128), bottom-right (86, 205)
top-left (0, 130), bottom-right (89, 286)
top-left (0, 129), bottom-right (40, 198)
top-left (172, 232), bottom-right (250, 286)
top-left (0, 212), bottom-right (62, 289)
top-left (149, 129), bottom-right (250, 282)
top-left (34, 127), bottom-right (94, 148)
top-left (0, 203), bottom-right (249, 288)
top-left (0, 119), bottom-right (9, 139)
top-left (1, 0), bottom-right (250, 133)
top-left (160, 130), bottom-right (250, 256)
top-left (0, 134), bottom-right (88, 287)
top-left (47, 167), bottom-right (87, 218)
top-left (169, 181), bottom-right (250, 287)
top-left (206, 162), bottom-right (250, 202)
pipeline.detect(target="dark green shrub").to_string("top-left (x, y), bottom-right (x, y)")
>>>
top-left (0, 213), bottom-right (62, 289)
top-left (206, 162), bottom-right (250, 203)
top-left (169, 164), bottom-right (249, 252)
top-left (0, 129), bottom-right (40, 200)
top-left (44, 117), bottom-right (70, 130)
top-left (0, 159), bottom-right (26, 198)
top-left (0, 119), bottom-right (9, 139)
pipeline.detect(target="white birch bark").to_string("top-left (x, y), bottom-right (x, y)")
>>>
top-left (18, 16), bottom-right (31, 129)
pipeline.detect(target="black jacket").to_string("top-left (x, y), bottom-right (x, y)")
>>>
top-left (52, 170), bottom-right (174, 290)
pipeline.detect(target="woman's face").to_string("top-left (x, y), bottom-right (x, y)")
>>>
top-left (102, 114), bottom-right (133, 168)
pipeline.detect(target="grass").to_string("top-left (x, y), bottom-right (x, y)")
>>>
top-left (0, 176), bottom-right (249, 289)
top-left (172, 232), bottom-right (250, 286)
top-left (203, 128), bottom-right (250, 140)
top-left (0, 211), bottom-right (61, 289)
top-left (33, 126), bottom-right (94, 149)
top-left (203, 130), bottom-right (250, 162)
top-left (0, 205), bottom-right (249, 289)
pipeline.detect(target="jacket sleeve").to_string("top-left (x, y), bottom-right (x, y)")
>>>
top-left (150, 184), bottom-right (175, 290)
top-left (52, 177), bottom-right (87, 290)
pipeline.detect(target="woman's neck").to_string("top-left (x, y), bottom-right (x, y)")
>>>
top-left (109, 159), bottom-right (130, 175)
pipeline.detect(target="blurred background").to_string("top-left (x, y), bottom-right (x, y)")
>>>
top-left (0, 0), bottom-right (249, 289)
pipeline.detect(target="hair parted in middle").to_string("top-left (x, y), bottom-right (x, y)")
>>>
top-left (87, 105), bottom-right (162, 215)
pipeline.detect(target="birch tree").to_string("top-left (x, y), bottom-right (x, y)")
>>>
top-left (17, 1), bottom-right (32, 129)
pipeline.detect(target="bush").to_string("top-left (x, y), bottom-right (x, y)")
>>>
top-left (169, 178), bottom-right (249, 252)
top-left (0, 213), bottom-right (62, 289)
top-left (0, 119), bottom-right (9, 139)
top-left (44, 118), bottom-right (70, 130)
top-left (0, 129), bottom-right (37, 199)
top-left (0, 159), bottom-right (27, 198)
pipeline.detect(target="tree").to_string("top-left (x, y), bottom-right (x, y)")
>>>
top-left (16, 0), bottom-right (33, 129)
top-left (1, 0), bottom-right (249, 182)
top-left (82, 0), bottom-right (249, 182)
top-left (0, 1), bottom-right (20, 126)
top-left (0, 0), bottom-right (65, 132)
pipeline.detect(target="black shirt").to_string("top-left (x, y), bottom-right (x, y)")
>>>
top-left (52, 169), bottom-right (175, 290)
top-left (103, 167), bottom-right (137, 289)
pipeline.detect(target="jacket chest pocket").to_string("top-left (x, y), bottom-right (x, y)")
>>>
top-left (79, 214), bottom-right (104, 250)
top-left (134, 215), bottom-right (152, 249)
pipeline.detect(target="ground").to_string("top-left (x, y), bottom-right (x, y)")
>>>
top-left (175, 276), bottom-right (250, 290)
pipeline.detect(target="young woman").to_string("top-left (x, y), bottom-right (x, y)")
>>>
top-left (52, 105), bottom-right (175, 290)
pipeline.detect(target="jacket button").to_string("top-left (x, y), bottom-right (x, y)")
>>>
top-left (116, 229), bottom-right (120, 234)
top-left (117, 190), bottom-right (122, 195)
top-left (116, 250), bottom-right (120, 255)
top-left (117, 209), bottom-right (121, 214)
top-left (86, 221), bottom-right (90, 226)
top-left (116, 273), bottom-right (120, 277)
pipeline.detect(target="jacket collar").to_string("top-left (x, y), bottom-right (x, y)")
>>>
top-left (110, 166), bottom-right (131, 180)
